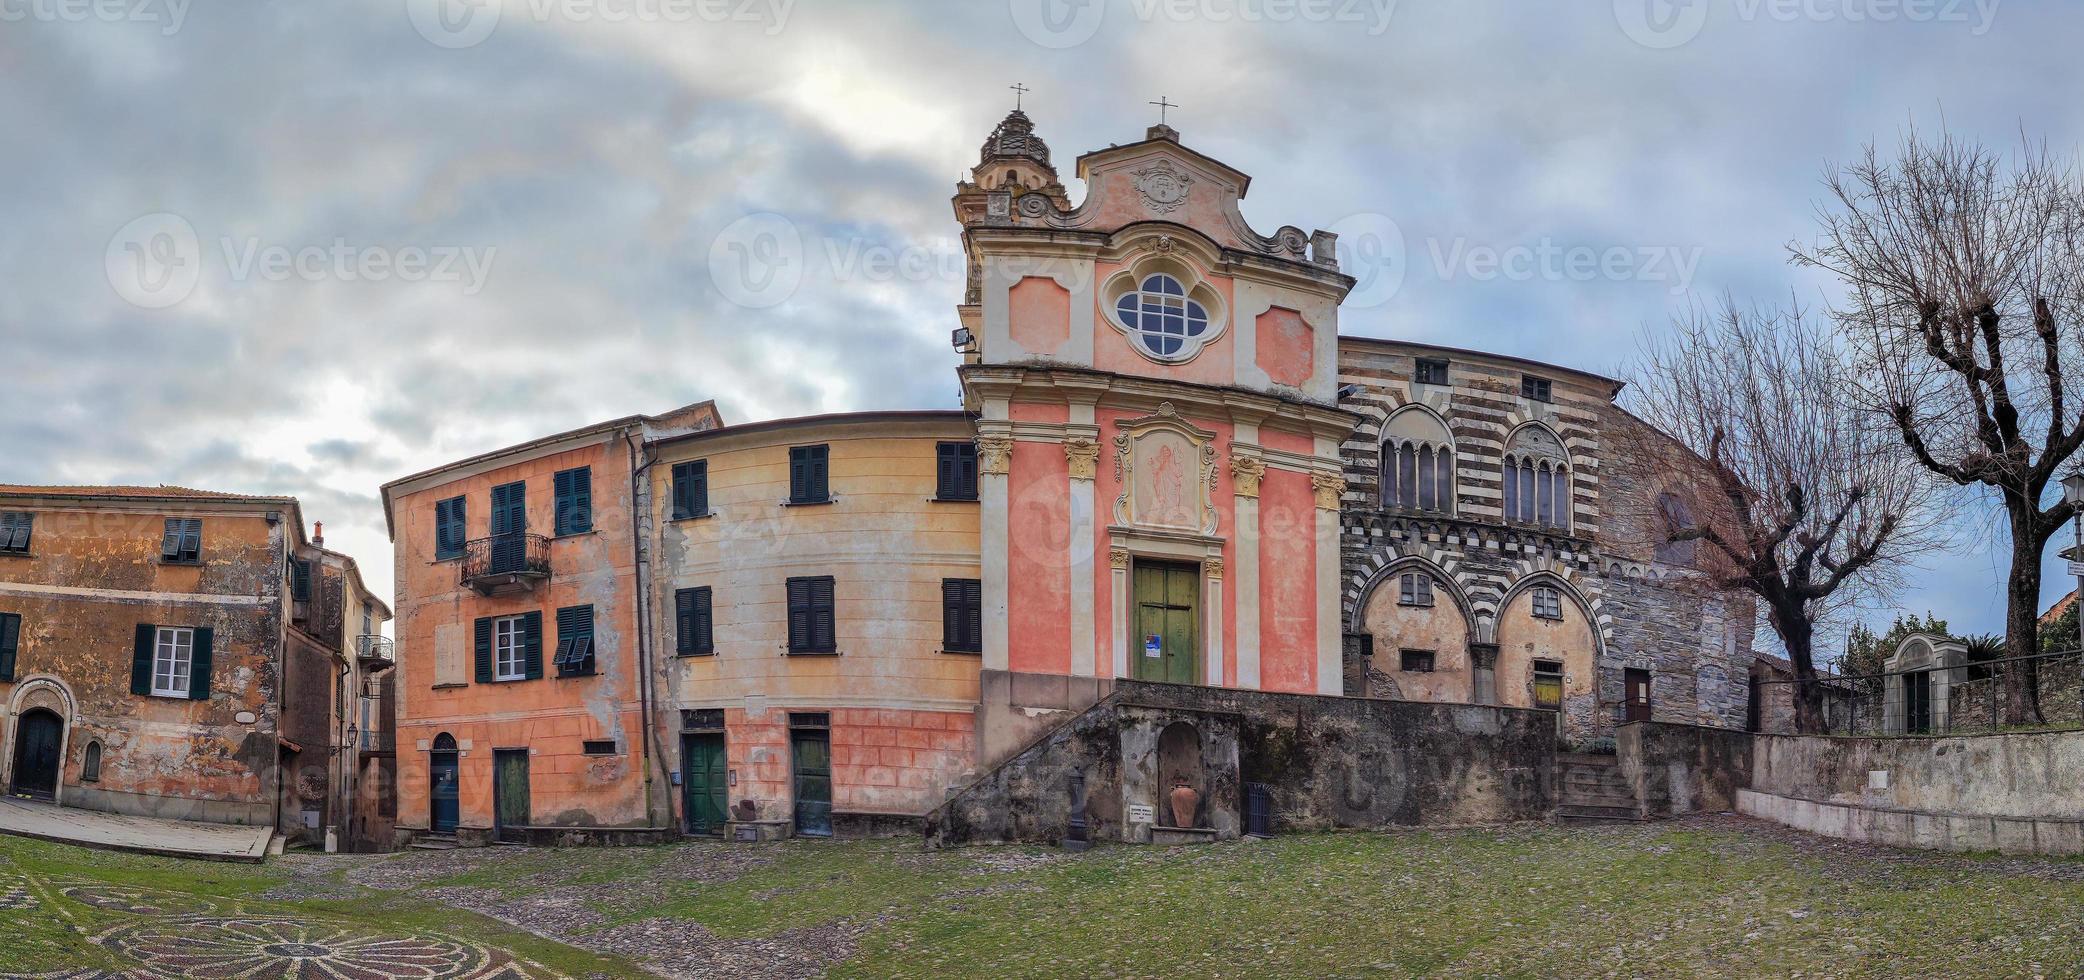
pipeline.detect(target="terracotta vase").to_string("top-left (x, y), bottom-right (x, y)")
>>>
top-left (1167, 784), bottom-right (1199, 828)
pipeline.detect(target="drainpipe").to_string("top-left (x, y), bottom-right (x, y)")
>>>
top-left (627, 429), bottom-right (666, 830)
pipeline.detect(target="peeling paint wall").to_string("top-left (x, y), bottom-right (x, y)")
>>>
top-left (648, 415), bottom-right (982, 827)
top-left (0, 495), bottom-right (288, 825)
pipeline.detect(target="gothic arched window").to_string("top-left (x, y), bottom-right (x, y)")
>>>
top-left (1655, 492), bottom-right (1697, 565)
top-left (1502, 424), bottom-right (1570, 531)
top-left (1379, 408), bottom-right (1455, 515)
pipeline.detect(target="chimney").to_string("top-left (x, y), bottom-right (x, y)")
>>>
top-left (313, 521), bottom-right (324, 547)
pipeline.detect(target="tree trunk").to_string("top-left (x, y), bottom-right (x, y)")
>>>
top-left (2004, 512), bottom-right (2048, 727)
top-left (1773, 603), bottom-right (1828, 734)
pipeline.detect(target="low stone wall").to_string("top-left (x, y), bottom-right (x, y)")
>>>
top-left (1616, 721), bottom-right (1751, 818)
top-left (926, 681), bottom-right (1555, 847)
top-left (1741, 730), bottom-right (2084, 855)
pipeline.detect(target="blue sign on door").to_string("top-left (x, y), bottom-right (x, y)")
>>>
top-left (1144, 634), bottom-right (1162, 658)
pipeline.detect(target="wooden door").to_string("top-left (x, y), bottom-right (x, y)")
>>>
top-left (681, 732), bottom-right (728, 836)
top-left (1132, 560), bottom-right (1200, 685)
top-left (9, 709), bottom-right (61, 800)
top-left (429, 751), bottom-right (459, 833)
top-left (490, 481), bottom-right (526, 573)
top-left (1906, 671), bottom-right (1932, 734)
top-left (493, 749), bottom-right (530, 840)
top-left (1624, 668), bottom-right (1653, 723)
top-left (790, 728), bottom-right (832, 837)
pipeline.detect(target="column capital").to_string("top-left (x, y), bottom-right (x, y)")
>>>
top-left (1229, 452), bottom-right (1267, 498)
top-left (1311, 470), bottom-right (1347, 511)
top-left (977, 435), bottom-right (1014, 476)
top-left (1065, 436), bottom-right (1101, 480)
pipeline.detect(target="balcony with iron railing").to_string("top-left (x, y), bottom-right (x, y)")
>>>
top-left (359, 728), bottom-right (395, 755)
top-left (460, 532), bottom-right (551, 595)
top-left (355, 634), bottom-right (395, 666)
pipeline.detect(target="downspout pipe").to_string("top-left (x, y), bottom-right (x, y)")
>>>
top-left (627, 429), bottom-right (667, 830)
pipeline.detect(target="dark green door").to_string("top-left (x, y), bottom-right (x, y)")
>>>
top-left (790, 728), bottom-right (832, 837)
top-left (1133, 560), bottom-right (1200, 685)
top-left (9, 709), bottom-right (61, 799)
top-left (681, 732), bottom-right (728, 836)
top-left (490, 481), bottom-right (526, 573)
top-left (493, 749), bottom-right (530, 840)
top-left (429, 750), bottom-right (459, 833)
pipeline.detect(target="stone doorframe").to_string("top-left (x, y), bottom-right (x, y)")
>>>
top-left (3, 676), bottom-right (78, 806)
top-left (1108, 527), bottom-right (1226, 687)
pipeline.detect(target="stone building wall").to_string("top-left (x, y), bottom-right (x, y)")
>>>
top-left (1335, 340), bottom-right (1755, 739)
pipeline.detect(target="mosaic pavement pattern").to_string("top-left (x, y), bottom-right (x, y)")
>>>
top-left (0, 860), bottom-right (566, 979)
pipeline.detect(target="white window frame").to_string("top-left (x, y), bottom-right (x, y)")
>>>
top-left (152, 626), bottom-right (194, 697)
top-left (1398, 572), bottom-right (1434, 607)
top-left (1532, 587), bottom-right (1564, 621)
top-left (493, 615), bottom-right (525, 681)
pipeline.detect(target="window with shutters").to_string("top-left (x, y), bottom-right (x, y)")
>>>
top-left (936, 442), bottom-right (978, 501)
top-left (152, 626), bottom-right (194, 697)
top-left (785, 576), bottom-right (836, 654)
top-left (553, 605), bottom-right (596, 677)
top-left (292, 559), bottom-right (312, 602)
top-left (0, 512), bottom-right (31, 554)
top-left (0, 612), bottom-right (19, 682)
top-left (672, 460), bottom-right (710, 520)
top-left (434, 496), bottom-right (466, 559)
top-left (160, 518), bottom-right (202, 563)
top-left (788, 445), bottom-right (831, 504)
top-left (676, 586), bottom-right (714, 656)
top-left (1397, 572), bottom-right (1433, 607)
top-left (942, 578), bottom-right (982, 653)
top-left (493, 615), bottom-right (526, 681)
top-left (554, 467), bottom-right (593, 536)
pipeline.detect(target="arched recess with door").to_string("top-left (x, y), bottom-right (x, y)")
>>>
top-left (428, 732), bottom-right (459, 834)
top-left (1355, 557), bottom-right (1475, 703)
top-left (1492, 574), bottom-right (1602, 727)
top-left (4, 678), bottom-right (76, 804)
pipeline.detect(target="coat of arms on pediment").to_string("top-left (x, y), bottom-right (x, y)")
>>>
top-left (1132, 162), bottom-right (1194, 214)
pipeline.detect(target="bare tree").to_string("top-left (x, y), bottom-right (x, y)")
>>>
top-left (1627, 301), bottom-right (1941, 733)
top-left (1793, 129), bottom-right (2084, 725)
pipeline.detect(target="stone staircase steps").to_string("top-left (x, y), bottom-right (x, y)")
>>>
top-left (1554, 753), bottom-right (1642, 824)
top-left (409, 832), bottom-right (460, 851)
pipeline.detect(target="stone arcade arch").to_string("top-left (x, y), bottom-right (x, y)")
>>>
top-left (1492, 574), bottom-right (1602, 733)
top-left (1355, 557), bottom-right (1476, 703)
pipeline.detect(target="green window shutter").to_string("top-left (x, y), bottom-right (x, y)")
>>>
top-left (672, 461), bottom-right (709, 520)
top-left (189, 627), bottom-right (213, 700)
top-left (554, 467), bottom-right (593, 535)
top-left (0, 613), bottom-right (19, 682)
top-left (131, 624), bottom-right (155, 695)
top-left (522, 611), bottom-right (544, 680)
top-left (473, 617), bottom-right (493, 683)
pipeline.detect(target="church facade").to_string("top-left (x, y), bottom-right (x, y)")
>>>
top-left (383, 109), bottom-right (1753, 844)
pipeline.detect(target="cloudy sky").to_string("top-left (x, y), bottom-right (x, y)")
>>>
top-left (2, 0), bottom-right (2076, 645)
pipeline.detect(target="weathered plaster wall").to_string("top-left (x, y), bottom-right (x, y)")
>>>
top-left (1616, 721), bottom-right (1751, 818)
top-left (0, 498), bottom-right (287, 824)
top-left (930, 681), bottom-right (1555, 846)
top-left (392, 437), bottom-right (653, 832)
top-left (648, 415), bottom-right (983, 823)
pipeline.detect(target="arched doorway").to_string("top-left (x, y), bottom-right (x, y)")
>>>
top-left (10, 708), bottom-right (63, 800)
top-left (428, 733), bottom-right (459, 833)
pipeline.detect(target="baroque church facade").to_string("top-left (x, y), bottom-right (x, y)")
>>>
top-left (382, 107), bottom-right (1754, 845)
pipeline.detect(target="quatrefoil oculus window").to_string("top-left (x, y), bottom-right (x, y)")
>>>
top-left (1101, 263), bottom-right (1228, 363)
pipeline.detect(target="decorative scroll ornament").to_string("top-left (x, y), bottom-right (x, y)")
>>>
top-left (1132, 162), bottom-right (1194, 214)
top-left (1204, 557), bottom-right (1225, 580)
top-left (1230, 453), bottom-right (1267, 499)
top-left (1109, 548), bottom-right (1132, 569)
top-left (1064, 437), bottom-right (1101, 480)
top-left (1112, 402), bottom-right (1220, 535)
top-left (1311, 470), bottom-right (1347, 511)
top-left (977, 435), bottom-right (1014, 476)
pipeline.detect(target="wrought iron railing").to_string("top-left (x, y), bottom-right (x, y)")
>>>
top-left (1754, 647), bottom-right (2084, 737)
top-left (460, 533), bottom-right (550, 586)
top-left (355, 634), bottom-right (394, 662)
top-left (359, 729), bottom-right (395, 753)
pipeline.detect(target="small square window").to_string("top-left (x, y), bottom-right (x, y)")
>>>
top-left (1398, 572), bottom-right (1434, 607)
top-left (160, 518), bottom-right (202, 563)
top-left (1531, 587), bottom-right (1564, 621)
top-left (582, 739), bottom-right (618, 756)
top-left (1415, 358), bottom-right (1449, 386)
top-left (1399, 649), bottom-right (1435, 673)
top-left (0, 512), bottom-right (32, 553)
top-left (1521, 375), bottom-right (1553, 402)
